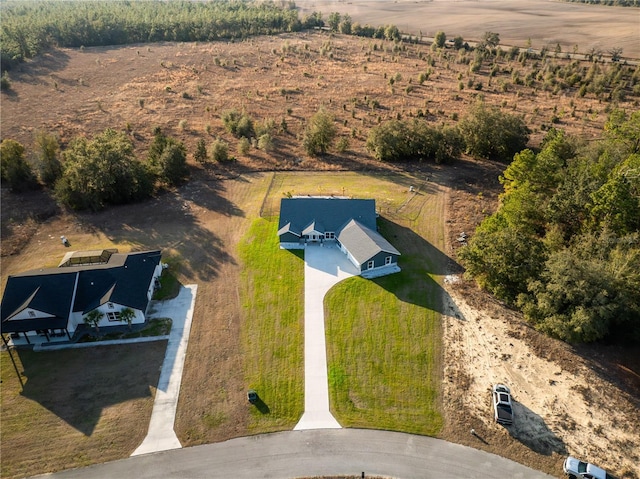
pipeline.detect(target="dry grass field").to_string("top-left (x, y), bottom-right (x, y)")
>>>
top-left (296, 0), bottom-right (640, 59)
top-left (2, 29), bottom-right (640, 479)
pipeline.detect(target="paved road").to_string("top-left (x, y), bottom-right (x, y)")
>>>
top-left (40, 429), bottom-right (555, 479)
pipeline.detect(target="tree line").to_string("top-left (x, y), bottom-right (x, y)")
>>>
top-left (459, 110), bottom-right (640, 344)
top-left (560, 0), bottom-right (639, 6)
top-left (0, 0), bottom-right (308, 71)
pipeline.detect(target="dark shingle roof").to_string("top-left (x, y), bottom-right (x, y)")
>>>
top-left (73, 251), bottom-right (162, 313)
top-left (1, 250), bottom-right (161, 334)
top-left (1, 272), bottom-right (77, 333)
top-left (338, 219), bottom-right (401, 264)
top-left (278, 198), bottom-right (376, 237)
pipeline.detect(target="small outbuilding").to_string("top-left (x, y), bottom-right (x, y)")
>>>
top-left (278, 197), bottom-right (400, 278)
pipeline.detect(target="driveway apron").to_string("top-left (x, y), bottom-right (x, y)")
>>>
top-left (132, 284), bottom-right (198, 456)
top-left (295, 243), bottom-right (359, 430)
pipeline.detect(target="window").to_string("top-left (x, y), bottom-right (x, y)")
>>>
top-left (108, 302), bottom-right (114, 309)
top-left (28, 310), bottom-right (36, 318)
top-left (325, 232), bottom-right (335, 240)
top-left (367, 260), bottom-right (375, 270)
top-left (107, 311), bottom-right (121, 322)
top-left (385, 256), bottom-right (392, 265)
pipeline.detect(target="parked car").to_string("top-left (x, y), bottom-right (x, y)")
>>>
top-left (563, 456), bottom-right (611, 479)
top-left (492, 384), bottom-right (514, 425)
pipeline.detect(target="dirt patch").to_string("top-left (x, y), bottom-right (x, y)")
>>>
top-left (440, 174), bottom-right (640, 478)
top-left (295, 0), bottom-right (640, 59)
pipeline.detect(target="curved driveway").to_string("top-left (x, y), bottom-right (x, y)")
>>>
top-left (41, 429), bottom-right (554, 479)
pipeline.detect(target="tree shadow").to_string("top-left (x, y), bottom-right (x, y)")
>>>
top-left (509, 400), bottom-right (567, 456)
top-left (14, 341), bottom-right (165, 436)
top-left (4, 49), bottom-right (72, 97)
top-left (76, 184), bottom-right (242, 281)
top-left (371, 217), bottom-right (465, 316)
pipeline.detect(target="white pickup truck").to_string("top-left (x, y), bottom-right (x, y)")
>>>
top-left (563, 456), bottom-right (613, 479)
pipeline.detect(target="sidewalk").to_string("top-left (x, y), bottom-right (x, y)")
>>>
top-left (131, 284), bottom-right (198, 456)
top-left (294, 243), bottom-right (359, 430)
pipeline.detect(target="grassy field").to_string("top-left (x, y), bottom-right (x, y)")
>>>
top-left (248, 171), bottom-right (447, 434)
top-left (239, 218), bottom-right (305, 432)
top-left (326, 273), bottom-right (443, 434)
top-left (0, 343), bottom-right (166, 479)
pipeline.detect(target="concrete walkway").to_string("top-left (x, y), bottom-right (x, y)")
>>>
top-left (294, 243), bottom-right (359, 430)
top-left (132, 284), bottom-right (198, 456)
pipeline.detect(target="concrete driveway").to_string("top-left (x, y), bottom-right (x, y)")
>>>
top-left (295, 243), bottom-right (359, 430)
top-left (132, 284), bottom-right (198, 456)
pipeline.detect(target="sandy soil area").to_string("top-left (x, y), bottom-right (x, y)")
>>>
top-left (295, 0), bottom-right (640, 59)
top-left (440, 276), bottom-right (640, 478)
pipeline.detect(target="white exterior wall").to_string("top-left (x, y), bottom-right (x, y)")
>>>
top-left (280, 242), bottom-right (305, 250)
top-left (8, 308), bottom-right (54, 321)
top-left (69, 303), bottom-right (145, 333)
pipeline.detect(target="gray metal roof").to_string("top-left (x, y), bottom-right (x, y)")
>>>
top-left (337, 219), bottom-right (401, 264)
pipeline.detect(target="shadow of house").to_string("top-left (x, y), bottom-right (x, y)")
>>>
top-left (371, 217), bottom-right (465, 316)
top-left (509, 400), bottom-right (567, 456)
top-left (14, 341), bottom-right (166, 436)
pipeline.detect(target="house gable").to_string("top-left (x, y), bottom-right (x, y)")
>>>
top-left (1, 273), bottom-right (77, 333)
top-left (1, 250), bottom-right (162, 337)
top-left (337, 219), bottom-right (401, 266)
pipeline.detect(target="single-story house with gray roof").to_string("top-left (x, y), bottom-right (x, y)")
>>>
top-left (278, 197), bottom-right (400, 278)
top-left (1, 250), bottom-right (163, 344)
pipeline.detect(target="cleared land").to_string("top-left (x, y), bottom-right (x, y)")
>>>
top-left (1, 31), bottom-right (640, 479)
top-left (296, 0), bottom-right (640, 59)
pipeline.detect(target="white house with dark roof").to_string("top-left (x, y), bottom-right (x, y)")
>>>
top-left (278, 197), bottom-right (401, 278)
top-left (1, 250), bottom-right (163, 344)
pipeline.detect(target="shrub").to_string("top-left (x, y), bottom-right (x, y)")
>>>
top-left (211, 139), bottom-right (229, 162)
top-left (302, 107), bottom-right (337, 156)
top-left (147, 129), bottom-right (189, 185)
top-left (0, 139), bottom-right (38, 192)
top-left (55, 129), bottom-right (153, 210)
top-left (458, 102), bottom-right (530, 161)
top-left (1, 72), bottom-right (11, 91)
top-left (194, 138), bottom-right (208, 164)
top-left (222, 109), bottom-right (254, 138)
top-left (257, 133), bottom-right (274, 152)
top-left (366, 120), bottom-right (463, 163)
top-left (237, 137), bottom-right (251, 155)
top-left (33, 131), bottom-right (62, 187)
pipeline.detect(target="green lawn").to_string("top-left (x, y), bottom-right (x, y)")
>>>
top-left (240, 171), bottom-right (445, 436)
top-left (325, 215), bottom-right (443, 434)
top-left (239, 218), bottom-right (305, 432)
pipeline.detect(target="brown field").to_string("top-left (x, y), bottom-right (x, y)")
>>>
top-left (1, 30), bottom-right (640, 479)
top-left (296, 0), bottom-right (640, 59)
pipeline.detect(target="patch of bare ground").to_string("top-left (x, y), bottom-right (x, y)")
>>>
top-left (441, 169), bottom-right (640, 478)
top-left (2, 32), bottom-right (639, 478)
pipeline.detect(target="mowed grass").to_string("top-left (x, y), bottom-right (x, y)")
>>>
top-left (325, 227), bottom-right (443, 434)
top-left (239, 218), bottom-right (305, 431)
top-left (0, 343), bottom-right (165, 479)
top-left (249, 171), bottom-right (446, 435)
